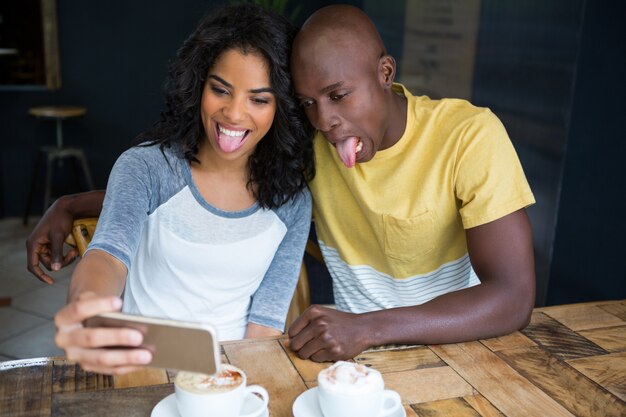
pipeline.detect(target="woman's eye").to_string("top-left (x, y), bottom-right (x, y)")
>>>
top-left (252, 97), bottom-right (270, 105)
top-left (211, 87), bottom-right (228, 96)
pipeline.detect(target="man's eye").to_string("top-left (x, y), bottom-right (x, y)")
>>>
top-left (330, 93), bottom-right (348, 101)
top-left (300, 99), bottom-right (314, 108)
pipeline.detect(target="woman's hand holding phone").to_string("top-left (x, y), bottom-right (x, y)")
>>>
top-left (53, 292), bottom-right (153, 375)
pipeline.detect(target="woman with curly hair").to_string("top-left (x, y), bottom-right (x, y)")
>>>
top-left (52, 3), bottom-right (315, 375)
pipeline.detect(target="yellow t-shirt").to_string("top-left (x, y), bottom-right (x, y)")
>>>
top-left (309, 84), bottom-right (535, 313)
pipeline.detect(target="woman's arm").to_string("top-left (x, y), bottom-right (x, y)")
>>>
top-left (245, 323), bottom-right (283, 338)
top-left (54, 249), bottom-right (153, 375)
top-left (26, 190), bottom-right (106, 284)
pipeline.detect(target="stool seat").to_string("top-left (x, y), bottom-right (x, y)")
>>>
top-left (28, 106), bottom-right (87, 119)
top-left (23, 106), bottom-right (94, 225)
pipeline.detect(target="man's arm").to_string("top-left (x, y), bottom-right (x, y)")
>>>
top-left (288, 209), bottom-right (535, 362)
top-left (26, 190), bottom-right (106, 284)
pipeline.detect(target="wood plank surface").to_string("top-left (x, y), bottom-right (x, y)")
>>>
top-left (598, 300), bottom-right (626, 320)
top-left (522, 312), bottom-right (607, 360)
top-left (223, 338), bottom-right (308, 417)
top-left (113, 367), bottom-right (168, 388)
top-left (412, 397), bottom-right (482, 417)
top-left (480, 331), bottom-right (536, 352)
top-left (383, 367), bottom-right (475, 404)
top-left (567, 352), bottom-right (626, 403)
top-left (355, 346), bottom-right (445, 373)
top-left (496, 346), bottom-right (624, 417)
top-left (432, 342), bottom-right (575, 417)
top-left (279, 338), bottom-right (330, 383)
top-left (544, 303), bottom-right (624, 331)
top-left (52, 384), bottom-right (172, 417)
top-left (405, 404), bottom-right (420, 417)
top-left (51, 360), bottom-right (113, 393)
top-left (0, 359), bottom-right (52, 417)
top-left (578, 325), bottom-right (626, 352)
top-left (463, 394), bottom-right (505, 417)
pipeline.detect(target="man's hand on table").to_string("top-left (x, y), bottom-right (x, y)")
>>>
top-left (54, 292), bottom-right (152, 375)
top-left (26, 197), bottom-right (78, 284)
top-left (287, 305), bottom-right (371, 362)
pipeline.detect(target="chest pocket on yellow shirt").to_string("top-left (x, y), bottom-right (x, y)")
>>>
top-left (382, 210), bottom-right (434, 262)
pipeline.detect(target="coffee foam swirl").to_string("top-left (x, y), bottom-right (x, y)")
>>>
top-left (318, 361), bottom-right (383, 395)
top-left (176, 364), bottom-right (243, 394)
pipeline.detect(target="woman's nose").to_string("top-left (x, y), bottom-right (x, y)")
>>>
top-left (223, 96), bottom-right (246, 122)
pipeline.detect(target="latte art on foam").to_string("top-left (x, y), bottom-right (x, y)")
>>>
top-left (318, 361), bottom-right (384, 395)
top-left (176, 364), bottom-right (243, 394)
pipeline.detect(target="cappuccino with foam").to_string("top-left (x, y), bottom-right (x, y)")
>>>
top-left (175, 365), bottom-right (243, 394)
top-left (317, 361), bottom-right (401, 417)
top-left (318, 361), bottom-right (383, 395)
top-left (175, 364), bottom-right (268, 417)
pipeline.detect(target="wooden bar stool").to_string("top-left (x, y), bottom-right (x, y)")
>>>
top-left (23, 106), bottom-right (95, 225)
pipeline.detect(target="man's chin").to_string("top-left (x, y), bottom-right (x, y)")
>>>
top-left (355, 150), bottom-right (375, 164)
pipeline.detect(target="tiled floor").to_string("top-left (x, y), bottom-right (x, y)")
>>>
top-left (0, 217), bottom-right (76, 360)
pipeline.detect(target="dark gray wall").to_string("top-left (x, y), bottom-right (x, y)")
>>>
top-left (1, 1), bottom-right (225, 217)
top-left (547, 1), bottom-right (626, 304)
top-left (470, 0), bottom-right (585, 306)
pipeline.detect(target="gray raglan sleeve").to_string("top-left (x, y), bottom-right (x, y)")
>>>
top-left (86, 148), bottom-right (152, 270)
top-left (247, 188), bottom-right (312, 331)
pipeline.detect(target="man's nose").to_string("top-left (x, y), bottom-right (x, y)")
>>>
top-left (312, 103), bottom-right (339, 132)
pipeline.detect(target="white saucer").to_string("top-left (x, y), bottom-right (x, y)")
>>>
top-left (292, 387), bottom-right (406, 417)
top-left (151, 393), bottom-right (269, 417)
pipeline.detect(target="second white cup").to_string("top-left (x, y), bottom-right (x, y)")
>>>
top-left (317, 361), bottom-right (401, 417)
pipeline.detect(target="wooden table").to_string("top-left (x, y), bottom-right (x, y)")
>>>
top-left (1, 300), bottom-right (625, 417)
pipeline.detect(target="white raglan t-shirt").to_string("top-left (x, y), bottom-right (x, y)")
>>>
top-left (87, 143), bottom-right (311, 341)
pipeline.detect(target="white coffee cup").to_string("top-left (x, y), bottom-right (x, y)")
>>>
top-left (174, 363), bottom-right (268, 417)
top-left (317, 361), bottom-right (401, 417)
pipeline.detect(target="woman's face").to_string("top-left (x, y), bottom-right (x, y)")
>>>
top-left (201, 49), bottom-right (276, 161)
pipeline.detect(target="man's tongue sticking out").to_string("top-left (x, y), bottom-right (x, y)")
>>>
top-left (336, 137), bottom-right (359, 168)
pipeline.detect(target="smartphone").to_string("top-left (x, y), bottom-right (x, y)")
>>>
top-left (84, 312), bottom-right (220, 375)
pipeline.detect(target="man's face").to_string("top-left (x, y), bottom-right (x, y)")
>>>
top-left (291, 39), bottom-right (388, 168)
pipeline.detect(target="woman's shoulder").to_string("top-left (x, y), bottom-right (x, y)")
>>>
top-left (118, 142), bottom-right (183, 166)
top-left (273, 187), bottom-right (311, 221)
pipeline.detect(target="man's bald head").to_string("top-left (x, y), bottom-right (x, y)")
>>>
top-left (293, 5), bottom-right (386, 65)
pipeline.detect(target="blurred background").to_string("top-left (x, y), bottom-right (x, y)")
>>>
top-left (0, 0), bottom-right (624, 317)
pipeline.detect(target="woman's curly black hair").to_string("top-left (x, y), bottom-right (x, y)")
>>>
top-left (135, 3), bottom-right (315, 209)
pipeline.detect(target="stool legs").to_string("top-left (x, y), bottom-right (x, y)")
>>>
top-left (23, 147), bottom-right (94, 225)
top-left (55, 119), bottom-right (64, 149)
top-left (75, 150), bottom-right (94, 190)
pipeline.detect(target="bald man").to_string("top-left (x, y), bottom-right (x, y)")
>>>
top-left (285, 5), bottom-right (535, 361)
top-left (26, 5), bottom-right (535, 362)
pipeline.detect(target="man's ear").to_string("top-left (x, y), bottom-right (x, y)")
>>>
top-left (379, 54), bottom-right (396, 88)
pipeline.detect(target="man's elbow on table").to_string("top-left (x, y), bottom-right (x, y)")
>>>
top-left (500, 276), bottom-right (536, 334)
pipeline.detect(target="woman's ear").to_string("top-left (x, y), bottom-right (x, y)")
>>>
top-left (379, 54), bottom-right (396, 88)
